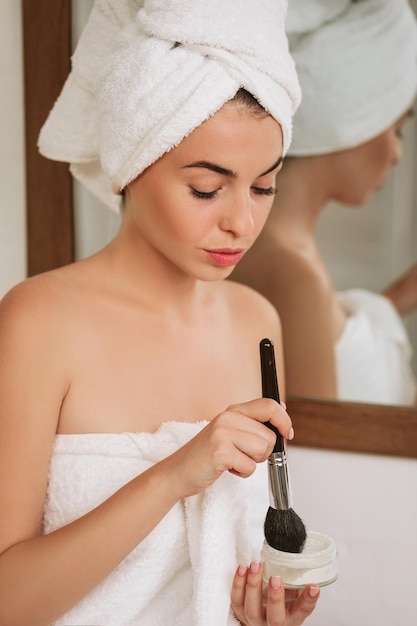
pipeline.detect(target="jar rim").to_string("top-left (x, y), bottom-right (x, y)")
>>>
top-left (261, 530), bottom-right (337, 569)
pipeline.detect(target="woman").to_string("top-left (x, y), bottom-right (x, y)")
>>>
top-left (0, 1), bottom-right (320, 624)
top-left (232, 0), bottom-right (417, 405)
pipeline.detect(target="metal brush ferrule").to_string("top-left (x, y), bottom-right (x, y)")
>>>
top-left (267, 451), bottom-right (292, 510)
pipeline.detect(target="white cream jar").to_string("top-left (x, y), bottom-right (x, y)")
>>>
top-left (261, 530), bottom-right (338, 589)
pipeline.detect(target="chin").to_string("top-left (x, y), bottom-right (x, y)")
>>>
top-left (195, 265), bottom-right (235, 283)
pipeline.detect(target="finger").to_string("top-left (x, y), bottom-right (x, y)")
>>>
top-left (230, 564), bottom-right (249, 623)
top-left (208, 411), bottom-right (276, 460)
top-left (228, 398), bottom-right (294, 440)
top-left (206, 428), bottom-right (260, 478)
top-left (232, 430), bottom-right (272, 463)
top-left (265, 575), bottom-right (286, 626)
top-left (243, 561), bottom-right (264, 625)
top-left (226, 451), bottom-right (258, 479)
top-left (287, 585), bottom-right (320, 625)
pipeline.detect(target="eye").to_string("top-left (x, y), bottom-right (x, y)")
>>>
top-left (395, 128), bottom-right (405, 140)
top-left (191, 188), bottom-right (219, 200)
top-left (252, 186), bottom-right (277, 196)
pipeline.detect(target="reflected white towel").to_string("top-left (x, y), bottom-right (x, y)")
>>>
top-left (335, 289), bottom-right (416, 405)
top-left (38, 0), bottom-right (300, 212)
top-left (43, 421), bottom-right (268, 626)
top-left (286, 0), bottom-right (417, 155)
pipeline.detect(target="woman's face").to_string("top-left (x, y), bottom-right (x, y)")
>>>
top-left (329, 109), bottom-right (413, 206)
top-left (124, 102), bottom-right (283, 281)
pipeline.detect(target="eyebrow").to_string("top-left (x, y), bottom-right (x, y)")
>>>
top-left (183, 156), bottom-right (283, 178)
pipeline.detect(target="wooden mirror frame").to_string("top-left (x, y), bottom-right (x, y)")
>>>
top-left (23, 0), bottom-right (73, 275)
top-left (22, 0), bottom-right (417, 460)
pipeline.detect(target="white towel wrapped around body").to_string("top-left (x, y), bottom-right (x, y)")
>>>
top-left (38, 0), bottom-right (300, 212)
top-left (286, 0), bottom-right (417, 155)
top-left (335, 289), bottom-right (416, 405)
top-left (43, 421), bottom-right (269, 626)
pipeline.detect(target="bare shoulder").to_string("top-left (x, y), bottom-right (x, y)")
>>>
top-left (0, 265), bottom-right (91, 381)
top-left (0, 269), bottom-right (85, 556)
top-left (219, 279), bottom-right (281, 337)
top-left (233, 231), bottom-right (333, 310)
top-left (0, 266), bottom-right (88, 436)
top-left (216, 279), bottom-right (285, 394)
top-left (273, 241), bottom-right (331, 293)
top-left (0, 268), bottom-right (77, 334)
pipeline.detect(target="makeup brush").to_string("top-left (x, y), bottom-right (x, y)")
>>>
top-left (260, 338), bottom-right (307, 553)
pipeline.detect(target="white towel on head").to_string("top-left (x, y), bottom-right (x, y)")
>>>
top-left (286, 0), bottom-right (417, 155)
top-left (43, 422), bottom-right (269, 625)
top-left (38, 0), bottom-right (300, 212)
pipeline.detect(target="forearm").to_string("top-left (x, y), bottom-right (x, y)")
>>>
top-left (382, 264), bottom-right (417, 317)
top-left (0, 457), bottom-right (181, 626)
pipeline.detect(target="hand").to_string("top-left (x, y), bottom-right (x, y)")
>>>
top-left (231, 561), bottom-right (320, 626)
top-left (383, 262), bottom-right (417, 317)
top-left (165, 398), bottom-right (293, 499)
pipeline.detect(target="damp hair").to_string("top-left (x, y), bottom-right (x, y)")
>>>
top-left (230, 88), bottom-right (269, 117)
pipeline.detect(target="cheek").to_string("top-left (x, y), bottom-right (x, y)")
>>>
top-left (371, 141), bottom-right (391, 168)
top-left (356, 141), bottom-right (391, 183)
top-left (368, 132), bottom-right (399, 174)
top-left (333, 162), bottom-right (372, 206)
top-left (255, 200), bottom-right (275, 235)
top-left (153, 191), bottom-right (214, 245)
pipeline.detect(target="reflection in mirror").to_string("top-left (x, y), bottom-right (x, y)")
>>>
top-left (232, 0), bottom-right (417, 408)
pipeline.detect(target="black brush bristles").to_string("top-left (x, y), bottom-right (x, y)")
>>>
top-left (260, 338), bottom-right (307, 554)
top-left (264, 506), bottom-right (307, 553)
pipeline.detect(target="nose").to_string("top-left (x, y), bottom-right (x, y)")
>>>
top-left (219, 195), bottom-right (255, 237)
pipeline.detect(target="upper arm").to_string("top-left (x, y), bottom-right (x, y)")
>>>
top-left (382, 262), bottom-right (417, 317)
top-left (269, 253), bottom-right (337, 398)
top-left (0, 280), bottom-right (70, 554)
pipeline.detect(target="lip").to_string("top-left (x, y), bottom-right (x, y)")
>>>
top-left (204, 248), bottom-right (245, 267)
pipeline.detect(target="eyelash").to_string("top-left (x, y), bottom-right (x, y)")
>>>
top-left (191, 188), bottom-right (218, 200)
top-left (191, 187), bottom-right (277, 200)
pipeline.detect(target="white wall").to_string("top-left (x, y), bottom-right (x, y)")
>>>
top-left (289, 445), bottom-right (417, 625)
top-left (0, 0), bottom-right (26, 296)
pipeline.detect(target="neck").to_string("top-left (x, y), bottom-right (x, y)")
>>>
top-left (98, 220), bottom-right (206, 320)
top-left (271, 156), bottom-right (332, 235)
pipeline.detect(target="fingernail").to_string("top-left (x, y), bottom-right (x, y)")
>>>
top-left (309, 585), bottom-right (320, 597)
top-left (250, 561), bottom-right (261, 574)
top-left (280, 401), bottom-right (287, 410)
top-left (288, 427), bottom-right (294, 440)
top-left (237, 564), bottom-right (247, 577)
top-left (270, 576), bottom-right (282, 591)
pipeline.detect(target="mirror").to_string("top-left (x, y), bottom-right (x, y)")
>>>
top-left (231, 0), bottom-right (417, 408)
top-left (22, 0), bottom-right (417, 459)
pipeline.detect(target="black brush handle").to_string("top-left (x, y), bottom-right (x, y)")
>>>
top-left (260, 338), bottom-right (284, 453)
